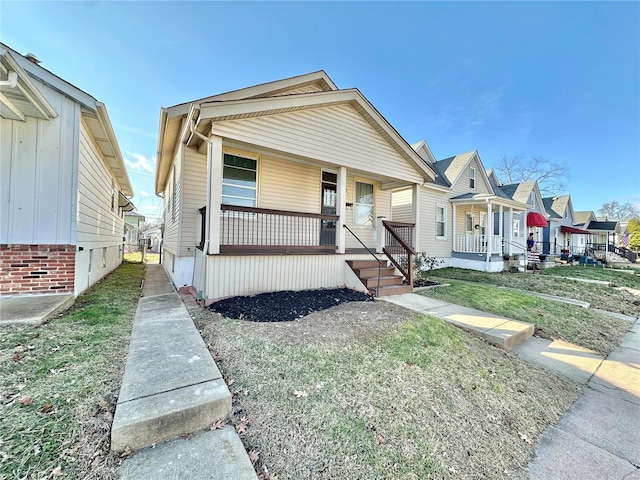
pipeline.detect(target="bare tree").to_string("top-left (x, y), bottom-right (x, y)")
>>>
top-left (493, 155), bottom-right (570, 196)
top-left (597, 201), bottom-right (640, 220)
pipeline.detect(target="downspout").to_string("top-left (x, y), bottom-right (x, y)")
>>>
top-left (189, 107), bottom-right (212, 302)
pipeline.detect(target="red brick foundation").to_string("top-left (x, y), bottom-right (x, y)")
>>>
top-left (0, 244), bottom-right (76, 296)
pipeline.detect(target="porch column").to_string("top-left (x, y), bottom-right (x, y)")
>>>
top-left (376, 216), bottom-right (386, 253)
top-left (336, 166), bottom-right (347, 254)
top-left (485, 201), bottom-right (492, 270)
top-left (499, 205), bottom-right (504, 254)
top-left (508, 207), bottom-right (513, 255)
top-left (452, 204), bottom-right (457, 252)
top-left (412, 184), bottom-right (421, 251)
top-left (207, 135), bottom-right (223, 255)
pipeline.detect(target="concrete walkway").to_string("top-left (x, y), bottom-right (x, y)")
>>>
top-left (381, 293), bottom-right (533, 350)
top-left (526, 318), bottom-right (640, 479)
top-left (113, 264), bottom-right (257, 480)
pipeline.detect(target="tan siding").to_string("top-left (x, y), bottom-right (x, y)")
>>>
top-left (179, 148), bottom-right (207, 256)
top-left (162, 147), bottom-right (182, 255)
top-left (344, 174), bottom-right (389, 250)
top-left (212, 104), bottom-right (423, 184)
top-left (77, 122), bottom-right (124, 248)
top-left (418, 187), bottom-right (451, 257)
top-left (258, 155), bottom-right (320, 213)
top-left (204, 253), bottom-right (374, 300)
top-left (450, 157), bottom-right (493, 197)
top-left (391, 188), bottom-right (413, 223)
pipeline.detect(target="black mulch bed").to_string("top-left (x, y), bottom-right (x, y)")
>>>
top-left (413, 279), bottom-right (442, 287)
top-left (208, 288), bottom-right (374, 322)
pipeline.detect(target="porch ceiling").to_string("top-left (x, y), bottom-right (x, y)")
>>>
top-left (449, 193), bottom-right (528, 211)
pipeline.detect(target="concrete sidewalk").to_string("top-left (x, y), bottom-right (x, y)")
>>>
top-left (381, 292), bottom-right (533, 350)
top-left (0, 293), bottom-right (74, 326)
top-left (527, 319), bottom-right (640, 479)
top-left (112, 264), bottom-right (257, 479)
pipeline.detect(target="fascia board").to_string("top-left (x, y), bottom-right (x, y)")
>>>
top-left (95, 103), bottom-right (133, 196)
top-left (7, 47), bottom-right (97, 111)
top-left (1, 50), bottom-right (58, 119)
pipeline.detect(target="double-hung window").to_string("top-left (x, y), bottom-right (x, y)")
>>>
top-left (469, 167), bottom-right (476, 189)
top-left (513, 218), bottom-right (520, 238)
top-left (222, 154), bottom-right (257, 207)
top-left (436, 205), bottom-right (446, 238)
top-left (354, 181), bottom-right (374, 227)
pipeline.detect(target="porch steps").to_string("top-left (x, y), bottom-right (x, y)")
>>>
top-left (347, 260), bottom-right (412, 297)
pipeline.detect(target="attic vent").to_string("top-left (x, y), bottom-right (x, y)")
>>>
top-left (25, 53), bottom-right (41, 64)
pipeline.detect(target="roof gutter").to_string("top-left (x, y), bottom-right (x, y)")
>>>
top-left (0, 71), bottom-right (17, 88)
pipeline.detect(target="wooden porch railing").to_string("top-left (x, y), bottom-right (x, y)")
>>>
top-left (382, 220), bottom-right (415, 286)
top-left (220, 205), bottom-right (339, 253)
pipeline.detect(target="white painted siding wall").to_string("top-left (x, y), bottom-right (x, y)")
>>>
top-left (450, 157), bottom-right (492, 197)
top-left (204, 253), bottom-right (372, 300)
top-left (345, 174), bottom-right (390, 250)
top-left (0, 82), bottom-right (79, 245)
top-left (76, 120), bottom-right (126, 292)
top-left (391, 188), bottom-right (412, 223)
top-left (179, 148), bottom-right (207, 256)
top-left (212, 104), bottom-right (424, 184)
top-left (258, 154), bottom-right (320, 212)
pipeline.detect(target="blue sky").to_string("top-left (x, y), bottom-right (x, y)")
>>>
top-left (3, 1), bottom-right (639, 221)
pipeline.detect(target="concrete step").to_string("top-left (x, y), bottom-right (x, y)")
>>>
top-left (120, 426), bottom-right (258, 480)
top-left (374, 284), bottom-right (413, 297)
top-left (363, 275), bottom-right (404, 288)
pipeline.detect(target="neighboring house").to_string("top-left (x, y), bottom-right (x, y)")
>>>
top-left (155, 71), bottom-right (436, 301)
top-left (541, 195), bottom-right (590, 255)
top-left (393, 148), bottom-right (530, 272)
top-left (587, 220), bottom-right (620, 249)
top-left (124, 211), bottom-right (145, 247)
top-left (141, 227), bottom-right (162, 253)
top-left (0, 44), bottom-right (133, 297)
top-left (495, 180), bottom-right (548, 251)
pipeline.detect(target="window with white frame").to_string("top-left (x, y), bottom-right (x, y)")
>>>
top-left (512, 218), bottom-right (520, 237)
top-left (436, 205), bottom-right (446, 238)
top-left (528, 193), bottom-right (534, 206)
top-left (354, 181), bottom-right (374, 226)
top-left (469, 167), bottom-right (476, 189)
top-left (479, 212), bottom-right (486, 235)
top-left (222, 153), bottom-right (258, 207)
top-left (466, 212), bottom-right (474, 233)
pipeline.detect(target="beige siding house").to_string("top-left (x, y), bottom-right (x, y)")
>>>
top-left (393, 145), bottom-right (529, 272)
top-left (0, 44), bottom-right (133, 297)
top-left (155, 71), bottom-right (435, 301)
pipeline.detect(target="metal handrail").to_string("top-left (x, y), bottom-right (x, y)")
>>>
top-left (342, 224), bottom-right (382, 296)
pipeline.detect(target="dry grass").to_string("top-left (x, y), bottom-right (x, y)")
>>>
top-left (194, 301), bottom-right (581, 480)
top-left (123, 251), bottom-right (159, 264)
top-left (0, 262), bottom-right (144, 480)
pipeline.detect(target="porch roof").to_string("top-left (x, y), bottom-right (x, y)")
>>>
top-left (449, 192), bottom-right (529, 210)
top-left (561, 225), bottom-right (590, 235)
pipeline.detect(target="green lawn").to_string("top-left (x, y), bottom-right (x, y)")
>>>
top-left (195, 302), bottom-right (581, 480)
top-left (417, 281), bottom-right (631, 355)
top-left (427, 267), bottom-right (640, 317)
top-left (0, 262), bottom-right (144, 480)
top-left (540, 265), bottom-right (640, 289)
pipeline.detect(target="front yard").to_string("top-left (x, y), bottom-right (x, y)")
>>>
top-left (194, 301), bottom-right (581, 480)
top-left (0, 262), bottom-right (144, 479)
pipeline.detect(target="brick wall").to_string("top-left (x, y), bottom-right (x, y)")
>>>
top-left (0, 244), bottom-right (76, 296)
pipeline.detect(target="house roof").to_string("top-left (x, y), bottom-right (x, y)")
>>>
top-left (410, 140), bottom-right (436, 165)
top-left (156, 71), bottom-right (437, 193)
top-left (542, 195), bottom-right (570, 220)
top-left (574, 210), bottom-right (596, 226)
top-left (586, 220), bottom-right (619, 232)
top-left (499, 181), bottom-right (538, 205)
top-left (0, 43), bottom-right (133, 196)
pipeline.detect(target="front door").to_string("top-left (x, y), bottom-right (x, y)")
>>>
top-left (320, 172), bottom-right (337, 246)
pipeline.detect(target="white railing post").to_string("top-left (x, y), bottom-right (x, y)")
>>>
top-left (376, 216), bottom-right (386, 253)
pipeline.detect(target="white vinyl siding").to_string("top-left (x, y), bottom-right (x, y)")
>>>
top-left (76, 121), bottom-right (124, 249)
top-left (449, 157), bottom-right (492, 198)
top-left (212, 104), bottom-right (424, 184)
top-left (0, 82), bottom-right (79, 245)
top-left (179, 148), bottom-right (207, 257)
top-left (469, 167), bottom-right (476, 189)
